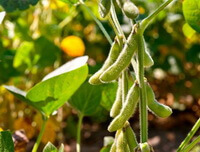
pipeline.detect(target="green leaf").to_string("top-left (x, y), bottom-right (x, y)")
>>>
top-left (26, 56), bottom-right (88, 116)
top-left (100, 145), bottom-right (111, 152)
top-left (43, 142), bottom-right (58, 152)
top-left (13, 41), bottom-right (35, 72)
top-left (0, 0), bottom-right (39, 12)
top-left (34, 37), bottom-right (61, 69)
top-left (69, 82), bottom-right (102, 116)
top-left (0, 131), bottom-right (14, 152)
top-left (183, 0), bottom-right (200, 33)
top-left (100, 82), bottom-right (118, 111)
top-left (13, 37), bottom-right (61, 72)
top-left (182, 23), bottom-right (196, 38)
top-left (3, 85), bottom-right (35, 107)
top-left (5, 56), bottom-right (88, 116)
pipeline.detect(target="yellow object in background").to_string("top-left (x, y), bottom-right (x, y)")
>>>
top-left (61, 36), bottom-right (85, 57)
top-left (0, 128), bottom-right (3, 131)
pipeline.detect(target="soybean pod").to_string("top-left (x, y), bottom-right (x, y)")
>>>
top-left (139, 142), bottom-right (151, 152)
top-left (100, 26), bottom-right (138, 83)
top-left (123, 1), bottom-right (139, 20)
top-left (116, 131), bottom-right (130, 152)
top-left (123, 121), bottom-right (138, 151)
top-left (89, 38), bottom-right (121, 85)
top-left (143, 37), bottom-right (154, 68)
top-left (110, 78), bottom-right (122, 118)
top-left (99, 0), bottom-right (111, 18)
top-left (108, 83), bottom-right (139, 132)
top-left (110, 142), bottom-right (116, 152)
top-left (145, 83), bottom-right (172, 118)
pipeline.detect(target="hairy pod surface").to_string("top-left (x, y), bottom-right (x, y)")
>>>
top-left (123, 122), bottom-right (138, 151)
top-left (116, 0), bottom-right (126, 8)
top-left (143, 37), bottom-right (154, 68)
top-left (139, 142), bottom-right (151, 152)
top-left (116, 131), bottom-right (130, 152)
top-left (99, 0), bottom-right (111, 18)
top-left (123, 1), bottom-right (139, 19)
top-left (110, 142), bottom-right (117, 152)
top-left (89, 39), bottom-right (120, 85)
top-left (108, 83), bottom-right (139, 132)
top-left (146, 83), bottom-right (172, 118)
top-left (100, 27), bottom-right (138, 82)
top-left (110, 78), bottom-right (122, 118)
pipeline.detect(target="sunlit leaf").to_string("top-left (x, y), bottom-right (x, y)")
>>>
top-left (0, 131), bottom-right (14, 152)
top-left (26, 56), bottom-right (88, 116)
top-left (183, 0), bottom-right (200, 33)
top-left (69, 82), bottom-right (101, 116)
top-left (182, 23), bottom-right (196, 38)
top-left (5, 56), bottom-right (88, 116)
top-left (43, 142), bottom-right (57, 152)
top-left (59, 0), bottom-right (79, 6)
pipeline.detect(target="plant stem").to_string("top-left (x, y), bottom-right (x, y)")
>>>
top-left (32, 115), bottom-right (48, 152)
top-left (110, 1), bottom-right (125, 39)
top-left (137, 33), bottom-right (148, 143)
top-left (140, 0), bottom-right (174, 33)
top-left (122, 70), bottom-right (128, 103)
top-left (80, 2), bottom-right (112, 45)
top-left (77, 114), bottom-right (84, 152)
top-left (177, 118), bottom-right (200, 152)
top-left (182, 136), bottom-right (200, 152)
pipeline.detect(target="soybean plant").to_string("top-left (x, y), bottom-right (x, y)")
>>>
top-left (89, 0), bottom-right (200, 151)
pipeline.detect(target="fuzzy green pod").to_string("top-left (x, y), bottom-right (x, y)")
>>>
top-left (108, 83), bottom-right (139, 132)
top-left (123, 1), bottom-right (139, 19)
top-left (99, 0), bottom-right (111, 18)
top-left (110, 142), bottom-right (117, 152)
top-left (110, 78), bottom-right (122, 118)
top-left (143, 37), bottom-right (154, 68)
top-left (116, 131), bottom-right (130, 152)
top-left (139, 142), bottom-right (151, 152)
top-left (89, 39), bottom-right (120, 85)
top-left (123, 122), bottom-right (138, 151)
top-left (146, 83), bottom-right (172, 118)
top-left (100, 27), bottom-right (138, 83)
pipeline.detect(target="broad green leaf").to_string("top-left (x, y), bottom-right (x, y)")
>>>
top-left (43, 142), bottom-right (57, 152)
top-left (0, 131), bottom-right (14, 152)
top-left (34, 37), bottom-right (61, 69)
top-left (26, 56), bottom-right (88, 116)
top-left (183, 0), bottom-right (200, 32)
top-left (69, 82), bottom-right (102, 116)
top-left (182, 23), bottom-right (196, 38)
top-left (100, 82), bottom-right (118, 111)
top-left (14, 37), bottom-right (61, 72)
top-left (0, 0), bottom-right (39, 12)
top-left (0, 11), bottom-right (5, 24)
top-left (14, 41), bottom-right (35, 72)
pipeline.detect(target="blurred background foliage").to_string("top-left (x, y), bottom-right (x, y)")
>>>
top-left (0, 0), bottom-right (199, 151)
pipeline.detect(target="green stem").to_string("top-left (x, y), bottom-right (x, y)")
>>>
top-left (77, 114), bottom-right (84, 152)
top-left (137, 33), bottom-right (148, 143)
top-left (177, 118), bottom-right (200, 152)
top-left (32, 115), bottom-right (48, 152)
top-left (110, 1), bottom-right (125, 39)
top-left (140, 0), bottom-right (174, 33)
top-left (80, 3), bottom-right (112, 45)
top-left (182, 136), bottom-right (200, 152)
